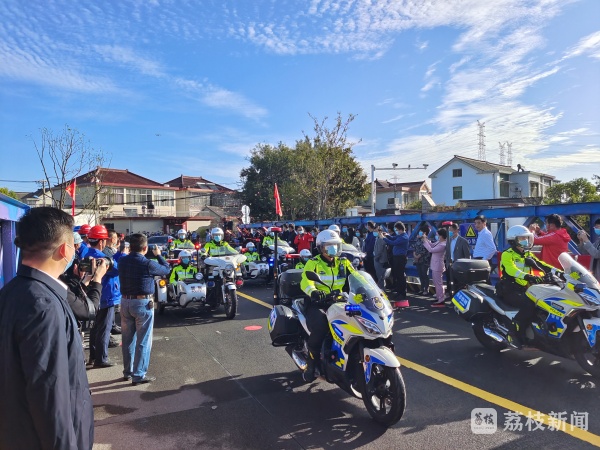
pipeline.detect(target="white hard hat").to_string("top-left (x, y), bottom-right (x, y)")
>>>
top-left (316, 229), bottom-right (343, 256)
top-left (507, 225), bottom-right (534, 249)
top-left (328, 224), bottom-right (340, 233)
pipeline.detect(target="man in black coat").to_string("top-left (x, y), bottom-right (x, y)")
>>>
top-left (445, 222), bottom-right (472, 299)
top-left (0, 207), bottom-right (94, 450)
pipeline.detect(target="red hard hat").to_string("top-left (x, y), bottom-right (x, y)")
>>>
top-left (88, 225), bottom-right (109, 240)
top-left (78, 224), bottom-right (91, 236)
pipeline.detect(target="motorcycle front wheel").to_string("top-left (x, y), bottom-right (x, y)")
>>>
top-left (573, 335), bottom-right (600, 378)
top-left (224, 289), bottom-right (237, 320)
top-left (359, 364), bottom-right (406, 427)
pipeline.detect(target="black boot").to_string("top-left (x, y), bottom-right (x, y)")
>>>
top-left (303, 350), bottom-right (317, 382)
top-left (508, 321), bottom-right (524, 349)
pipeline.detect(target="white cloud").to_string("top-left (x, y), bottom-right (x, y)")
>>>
top-left (562, 30), bottom-right (600, 60)
top-left (93, 45), bottom-right (165, 77)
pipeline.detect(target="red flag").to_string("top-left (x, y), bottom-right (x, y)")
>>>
top-left (274, 183), bottom-right (282, 217)
top-left (65, 179), bottom-right (76, 216)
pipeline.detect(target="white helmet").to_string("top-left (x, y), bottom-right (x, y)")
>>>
top-left (507, 225), bottom-right (534, 250)
top-left (267, 227), bottom-right (275, 236)
top-left (328, 224), bottom-right (341, 234)
top-left (299, 249), bottom-right (312, 262)
top-left (316, 229), bottom-right (343, 257)
top-left (177, 229), bottom-right (187, 239)
top-left (211, 227), bottom-right (224, 242)
top-left (246, 242), bottom-right (255, 251)
top-left (179, 250), bottom-right (192, 261)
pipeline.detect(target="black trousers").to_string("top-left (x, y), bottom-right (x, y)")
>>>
top-left (503, 284), bottom-right (536, 332)
top-left (89, 305), bottom-right (114, 364)
top-left (364, 256), bottom-right (377, 282)
top-left (392, 255), bottom-right (407, 298)
top-left (305, 305), bottom-right (329, 354)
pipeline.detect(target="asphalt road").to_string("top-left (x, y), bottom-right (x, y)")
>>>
top-left (89, 281), bottom-right (600, 450)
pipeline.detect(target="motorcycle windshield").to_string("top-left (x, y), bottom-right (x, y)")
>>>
top-left (559, 252), bottom-right (600, 290)
top-left (208, 247), bottom-right (240, 257)
top-left (348, 272), bottom-right (392, 315)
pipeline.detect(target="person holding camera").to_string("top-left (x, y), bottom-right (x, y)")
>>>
top-left (118, 233), bottom-right (170, 385)
top-left (87, 225), bottom-right (121, 368)
top-left (60, 233), bottom-right (109, 325)
top-left (0, 207), bottom-right (94, 450)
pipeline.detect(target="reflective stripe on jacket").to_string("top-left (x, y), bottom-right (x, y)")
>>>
top-left (300, 255), bottom-right (356, 296)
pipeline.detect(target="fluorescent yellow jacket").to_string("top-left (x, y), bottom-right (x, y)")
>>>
top-left (202, 240), bottom-right (236, 256)
top-left (245, 251), bottom-right (261, 262)
top-left (501, 248), bottom-right (554, 287)
top-left (169, 264), bottom-right (198, 284)
top-left (173, 239), bottom-right (193, 248)
top-left (300, 255), bottom-right (356, 296)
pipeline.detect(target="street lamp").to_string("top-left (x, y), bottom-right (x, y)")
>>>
top-left (370, 163), bottom-right (429, 215)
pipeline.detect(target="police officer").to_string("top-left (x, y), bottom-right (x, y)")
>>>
top-left (300, 229), bottom-right (356, 381)
top-left (295, 249), bottom-right (312, 270)
top-left (173, 229), bottom-right (193, 248)
top-left (244, 242), bottom-right (261, 262)
top-left (168, 249), bottom-right (198, 299)
top-left (202, 227), bottom-right (237, 256)
top-left (500, 225), bottom-right (563, 348)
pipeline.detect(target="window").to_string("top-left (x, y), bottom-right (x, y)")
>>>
top-left (154, 190), bottom-right (175, 207)
top-left (453, 186), bottom-right (463, 200)
top-left (452, 169), bottom-right (462, 177)
top-left (105, 187), bottom-right (124, 205)
top-left (126, 189), bottom-right (152, 206)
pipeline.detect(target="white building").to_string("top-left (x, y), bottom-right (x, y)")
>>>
top-left (429, 155), bottom-right (556, 206)
top-left (368, 180), bottom-right (430, 213)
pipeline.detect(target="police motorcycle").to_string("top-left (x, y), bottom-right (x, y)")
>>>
top-left (155, 250), bottom-right (207, 315)
top-left (202, 245), bottom-right (246, 320)
top-left (268, 270), bottom-right (406, 426)
top-left (240, 242), bottom-right (270, 283)
top-left (451, 252), bottom-right (600, 378)
top-left (274, 250), bottom-right (312, 307)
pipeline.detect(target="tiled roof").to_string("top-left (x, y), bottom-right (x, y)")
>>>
top-left (55, 168), bottom-right (169, 189)
top-left (375, 180), bottom-right (429, 192)
top-left (163, 175), bottom-right (234, 193)
top-left (454, 155), bottom-right (515, 173)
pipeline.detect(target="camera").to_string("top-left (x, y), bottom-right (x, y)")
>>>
top-left (78, 256), bottom-right (112, 273)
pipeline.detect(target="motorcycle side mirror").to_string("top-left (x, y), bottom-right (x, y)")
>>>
top-left (305, 270), bottom-right (328, 287)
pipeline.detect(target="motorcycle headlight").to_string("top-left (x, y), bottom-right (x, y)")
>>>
top-left (356, 316), bottom-right (381, 335)
top-left (261, 256), bottom-right (267, 262)
top-left (195, 272), bottom-right (204, 281)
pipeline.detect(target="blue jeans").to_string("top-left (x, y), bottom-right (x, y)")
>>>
top-left (120, 298), bottom-right (154, 381)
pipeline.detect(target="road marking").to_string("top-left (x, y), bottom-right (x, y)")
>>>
top-left (239, 291), bottom-right (600, 446)
top-left (237, 291), bottom-right (273, 309)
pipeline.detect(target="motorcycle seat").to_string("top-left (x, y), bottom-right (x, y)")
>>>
top-left (473, 283), bottom-right (519, 313)
top-left (293, 298), bottom-right (307, 314)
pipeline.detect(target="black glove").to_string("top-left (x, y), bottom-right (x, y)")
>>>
top-left (310, 290), bottom-right (326, 307)
top-left (524, 274), bottom-right (543, 284)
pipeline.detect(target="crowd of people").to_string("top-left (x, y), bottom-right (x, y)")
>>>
top-left (1, 206), bottom-right (597, 448)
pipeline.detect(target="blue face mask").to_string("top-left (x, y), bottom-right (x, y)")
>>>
top-left (518, 239), bottom-right (529, 247)
top-left (326, 245), bottom-right (338, 257)
top-left (433, 235), bottom-right (438, 241)
top-left (63, 244), bottom-right (75, 272)
top-left (373, 232), bottom-right (379, 237)
top-left (342, 228), bottom-right (348, 233)
top-left (418, 231), bottom-right (423, 237)
top-left (448, 231), bottom-right (454, 238)
top-left (181, 258), bottom-right (190, 265)
top-left (214, 235), bottom-right (222, 242)
top-left (595, 228), bottom-right (600, 236)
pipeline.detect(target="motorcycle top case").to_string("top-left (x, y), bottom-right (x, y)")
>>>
top-left (268, 305), bottom-right (300, 347)
top-left (453, 290), bottom-right (490, 320)
top-left (279, 269), bottom-right (307, 300)
top-left (452, 259), bottom-right (490, 284)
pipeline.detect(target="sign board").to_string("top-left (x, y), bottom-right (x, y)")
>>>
top-left (460, 223), bottom-right (479, 247)
top-left (241, 205), bottom-right (250, 224)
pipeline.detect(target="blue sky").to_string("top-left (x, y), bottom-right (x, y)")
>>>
top-left (1, 0), bottom-right (599, 195)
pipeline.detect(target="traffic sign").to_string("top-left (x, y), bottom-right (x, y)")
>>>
top-left (460, 223), bottom-right (479, 246)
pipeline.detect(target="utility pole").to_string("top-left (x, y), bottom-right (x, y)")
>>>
top-left (506, 142), bottom-right (513, 167)
top-left (37, 180), bottom-right (47, 207)
top-left (370, 163), bottom-right (428, 216)
top-left (477, 120), bottom-right (486, 161)
top-left (499, 142), bottom-right (506, 165)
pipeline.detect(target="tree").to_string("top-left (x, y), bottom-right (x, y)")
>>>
top-left (543, 178), bottom-right (600, 204)
top-left (32, 125), bottom-right (109, 213)
top-left (0, 187), bottom-right (19, 200)
top-left (239, 113), bottom-right (369, 220)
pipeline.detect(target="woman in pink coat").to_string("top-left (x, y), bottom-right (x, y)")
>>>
top-left (421, 228), bottom-right (447, 307)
